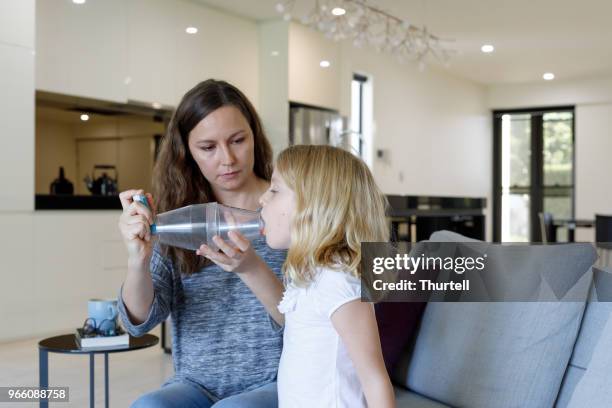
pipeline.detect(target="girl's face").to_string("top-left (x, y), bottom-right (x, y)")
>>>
top-left (188, 105), bottom-right (256, 192)
top-left (259, 170), bottom-right (296, 249)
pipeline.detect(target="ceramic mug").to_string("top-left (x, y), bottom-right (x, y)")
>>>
top-left (88, 298), bottom-right (118, 332)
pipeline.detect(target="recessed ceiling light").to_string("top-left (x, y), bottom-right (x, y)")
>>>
top-left (332, 7), bottom-right (346, 16)
top-left (80, 114), bottom-right (89, 121)
top-left (185, 27), bottom-right (198, 34)
top-left (72, 0), bottom-right (86, 4)
top-left (320, 60), bottom-right (331, 68)
top-left (152, 102), bottom-right (162, 109)
top-left (271, 50), bottom-right (280, 57)
top-left (481, 44), bottom-right (494, 53)
top-left (543, 72), bottom-right (555, 81)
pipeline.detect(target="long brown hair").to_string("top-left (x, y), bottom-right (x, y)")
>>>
top-left (153, 79), bottom-right (273, 275)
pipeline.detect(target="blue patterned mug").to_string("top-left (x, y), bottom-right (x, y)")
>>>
top-left (88, 299), bottom-right (118, 332)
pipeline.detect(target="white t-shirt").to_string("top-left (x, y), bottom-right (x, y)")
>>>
top-left (277, 267), bottom-right (366, 408)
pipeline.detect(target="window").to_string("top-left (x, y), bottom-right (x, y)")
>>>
top-left (351, 73), bottom-right (369, 159)
top-left (493, 107), bottom-right (575, 242)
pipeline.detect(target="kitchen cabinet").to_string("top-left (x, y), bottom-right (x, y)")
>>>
top-left (126, 0), bottom-right (177, 107)
top-left (288, 22), bottom-right (341, 111)
top-left (36, 0), bottom-right (128, 103)
top-left (173, 1), bottom-right (259, 105)
top-left (36, 0), bottom-right (260, 109)
top-left (387, 195), bottom-right (487, 242)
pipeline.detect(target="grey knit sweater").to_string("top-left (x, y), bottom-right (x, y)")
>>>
top-left (117, 237), bottom-right (286, 400)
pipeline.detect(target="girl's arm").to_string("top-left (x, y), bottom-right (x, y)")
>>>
top-left (332, 300), bottom-right (396, 408)
top-left (197, 231), bottom-right (285, 326)
top-left (234, 253), bottom-right (285, 326)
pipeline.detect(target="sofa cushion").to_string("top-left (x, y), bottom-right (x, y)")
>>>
top-left (566, 305), bottom-right (612, 407)
top-left (376, 301), bottom-right (427, 375)
top-left (393, 230), bottom-right (596, 408)
top-left (556, 267), bottom-right (612, 407)
top-left (394, 386), bottom-right (450, 408)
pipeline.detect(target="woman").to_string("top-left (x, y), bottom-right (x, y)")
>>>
top-left (117, 79), bottom-right (286, 407)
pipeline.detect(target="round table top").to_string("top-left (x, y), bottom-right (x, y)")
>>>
top-left (38, 333), bottom-right (158, 354)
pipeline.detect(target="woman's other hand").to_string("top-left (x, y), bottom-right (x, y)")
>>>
top-left (197, 231), bottom-right (285, 325)
top-left (118, 189), bottom-right (155, 263)
top-left (196, 230), bottom-right (260, 274)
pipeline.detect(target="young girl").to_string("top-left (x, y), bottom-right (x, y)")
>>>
top-left (198, 145), bottom-right (395, 407)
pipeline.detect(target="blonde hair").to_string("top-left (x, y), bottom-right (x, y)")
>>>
top-left (276, 145), bottom-right (389, 286)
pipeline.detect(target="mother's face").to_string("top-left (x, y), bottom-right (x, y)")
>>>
top-left (188, 105), bottom-right (256, 193)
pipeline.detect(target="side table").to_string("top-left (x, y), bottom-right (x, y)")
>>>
top-left (38, 333), bottom-right (158, 408)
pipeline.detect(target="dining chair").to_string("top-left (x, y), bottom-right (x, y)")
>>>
top-left (539, 212), bottom-right (555, 243)
top-left (595, 214), bottom-right (612, 267)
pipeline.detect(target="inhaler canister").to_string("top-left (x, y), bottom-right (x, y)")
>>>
top-left (132, 193), bottom-right (157, 234)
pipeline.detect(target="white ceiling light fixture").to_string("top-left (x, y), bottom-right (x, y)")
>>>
top-left (543, 72), bottom-right (555, 80)
top-left (320, 60), bottom-right (331, 68)
top-left (481, 44), bottom-right (494, 53)
top-left (72, 0), bottom-right (86, 4)
top-left (271, 50), bottom-right (280, 57)
top-left (275, 0), bottom-right (454, 69)
top-left (185, 27), bottom-right (198, 34)
top-left (80, 114), bottom-right (89, 121)
top-left (152, 102), bottom-right (162, 109)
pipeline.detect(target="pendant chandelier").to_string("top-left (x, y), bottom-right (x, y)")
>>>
top-left (275, 0), bottom-right (454, 70)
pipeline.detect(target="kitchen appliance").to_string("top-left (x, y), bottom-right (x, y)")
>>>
top-left (289, 103), bottom-right (353, 149)
top-left (84, 164), bottom-right (118, 196)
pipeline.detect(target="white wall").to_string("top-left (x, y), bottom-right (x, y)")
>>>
top-left (259, 20), bottom-right (290, 155)
top-left (0, 0), bottom-right (41, 342)
top-left (1, 212), bottom-right (129, 342)
top-left (287, 22), bottom-right (491, 238)
top-left (339, 43), bottom-right (490, 200)
top-left (574, 105), bottom-right (612, 220)
top-left (488, 76), bottom-right (612, 241)
top-left (487, 76), bottom-right (612, 109)
top-left (0, 0), bottom-right (34, 211)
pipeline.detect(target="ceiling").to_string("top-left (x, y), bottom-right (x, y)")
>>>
top-left (195, 0), bottom-right (612, 85)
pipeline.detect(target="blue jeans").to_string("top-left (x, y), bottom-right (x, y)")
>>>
top-left (130, 381), bottom-right (277, 408)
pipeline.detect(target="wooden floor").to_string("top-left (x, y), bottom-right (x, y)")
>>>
top-left (0, 326), bottom-right (173, 407)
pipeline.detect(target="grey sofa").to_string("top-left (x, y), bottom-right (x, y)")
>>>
top-left (390, 230), bottom-right (610, 408)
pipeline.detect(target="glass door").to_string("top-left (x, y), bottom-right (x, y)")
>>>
top-left (494, 107), bottom-right (575, 242)
top-left (500, 113), bottom-right (532, 242)
top-left (542, 112), bottom-right (574, 241)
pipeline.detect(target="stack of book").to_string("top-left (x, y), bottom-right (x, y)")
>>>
top-left (75, 328), bottom-right (130, 350)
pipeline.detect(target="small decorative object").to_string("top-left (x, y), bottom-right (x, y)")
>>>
top-left (81, 317), bottom-right (118, 337)
top-left (75, 318), bottom-right (129, 350)
top-left (49, 166), bottom-right (74, 195)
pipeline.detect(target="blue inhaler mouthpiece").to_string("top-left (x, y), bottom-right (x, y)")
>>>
top-left (133, 194), bottom-right (157, 234)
